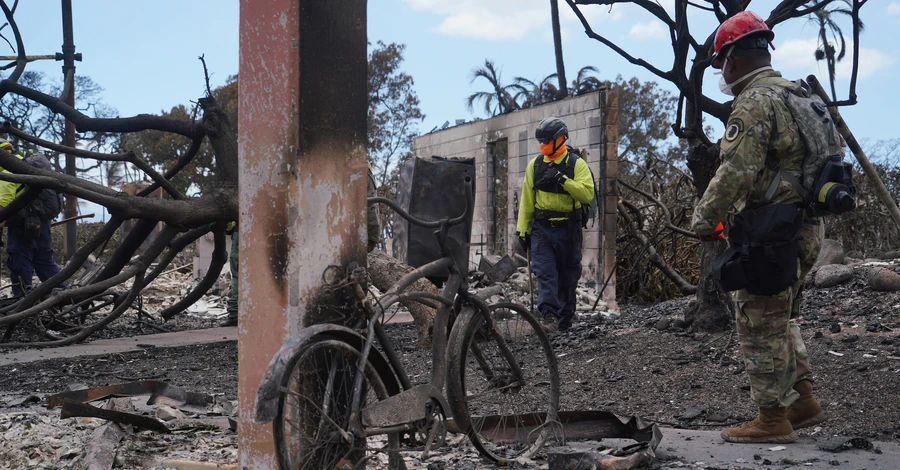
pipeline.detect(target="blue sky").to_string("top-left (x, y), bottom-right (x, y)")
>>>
top-left (7, 0), bottom-right (899, 151)
top-left (9, 1), bottom-right (239, 119)
top-left (371, 0), bottom-right (900, 144)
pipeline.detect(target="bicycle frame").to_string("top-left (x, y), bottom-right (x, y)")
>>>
top-left (254, 177), bottom-right (541, 465)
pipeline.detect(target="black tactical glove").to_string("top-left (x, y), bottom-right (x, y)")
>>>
top-left (552, 169), bottom-right (567, 186)
top-left (518, 233), bottom-right (531, 254)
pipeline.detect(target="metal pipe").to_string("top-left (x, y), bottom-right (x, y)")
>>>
top-left (61, 0), bottom-right (77, 260)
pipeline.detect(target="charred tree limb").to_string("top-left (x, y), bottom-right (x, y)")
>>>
top-left (160, 226), bottom-right (227, 320)
top-left (199, 96), bottom-right (238, 189)
top-left (0, 274), bottom-right (143, 348)
top-left (139, 137), bottom-right (204, 197)
top-left (565, 0), bottom-right (673, 82)
top-left (0, 225), bottom-right (178, 329)
top-left (0, 0), bottom-right (26, 83)
top-left (0, 123), bottom-right (185, 200)
top-left (0, 218), bottom-right (124, 316)
top-left (368, 249), bottom-right (439, 348)
top-left (0, 79), bottom-right (203, 138)
top-left (618, 178), bottom-right (699, 239)
top-left (142, 224), bottom-right (215, 287)
top-left (0, 169), bottom-right (230, 227)
top-left (618, 201), bottom-right (696, 294)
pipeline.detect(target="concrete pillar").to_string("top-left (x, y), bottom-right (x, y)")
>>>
top-left (237, 0), bottom-right (368, 468)
top-left (601, 89), bottom-right (619, 308)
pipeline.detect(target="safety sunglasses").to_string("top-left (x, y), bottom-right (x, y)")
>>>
top-left (537, 137), bottom-right (553, 144)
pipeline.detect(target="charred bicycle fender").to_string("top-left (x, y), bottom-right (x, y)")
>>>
top-left (254, 323), bottom-right (401, 424)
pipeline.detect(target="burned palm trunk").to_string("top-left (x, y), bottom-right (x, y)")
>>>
top-left (685, 142), bottom-right (732, 332)
top-left (238, 0), bottom-right (369, 466)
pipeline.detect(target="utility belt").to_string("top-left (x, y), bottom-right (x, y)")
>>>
top-left (534, 209), bottom-right (580, 227)
top-left (712, 203), bottom-right (803, 296)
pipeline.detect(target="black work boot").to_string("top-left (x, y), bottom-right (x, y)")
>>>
top-left (541, 311), bottom-right (558, 333)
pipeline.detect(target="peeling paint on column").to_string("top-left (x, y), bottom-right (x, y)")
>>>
top-left (237, 0), bottom-right (369, 468)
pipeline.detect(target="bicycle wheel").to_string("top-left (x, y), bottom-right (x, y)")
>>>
top-left (274, 336), bottom-right (401, 470)
top-left (447, 301), bottom-right (560, 463)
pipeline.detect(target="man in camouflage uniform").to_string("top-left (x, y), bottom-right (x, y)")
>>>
top-left (692, 12), bottom-right (826, 443)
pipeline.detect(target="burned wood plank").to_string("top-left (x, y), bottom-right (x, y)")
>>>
top-left (47, 380), bottom-right (213, 412)
top-left (60, 399), bottom-right (170, 433)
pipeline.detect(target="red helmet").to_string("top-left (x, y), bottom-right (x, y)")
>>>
top-left (712, 11), bottom-right (774, 69)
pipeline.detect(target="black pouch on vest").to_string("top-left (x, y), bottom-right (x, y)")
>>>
top-left (712, 203), bottom-right (802, 296)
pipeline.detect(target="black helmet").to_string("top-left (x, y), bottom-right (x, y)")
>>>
top-left (534, 117), bottom-right (568, 144)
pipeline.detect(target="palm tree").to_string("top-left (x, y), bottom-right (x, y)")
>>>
top-left (509, 73), bottom-right (559, 108)
top-left (569, 66), bottom-right (604, 96)
top-left (550, 0), bottom-right (569, 98)
top-left (466, 60), bottom-right (520, 116)
top-left (807, 0), bottom-right (864, 100)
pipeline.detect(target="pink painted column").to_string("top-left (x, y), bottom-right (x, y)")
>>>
top-left (237, 1), bottom-right (368, 467)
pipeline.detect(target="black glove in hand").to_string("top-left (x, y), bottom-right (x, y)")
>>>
top-left (553, 169), bottom-right (567, 186)
top-left (518, 234), bottom-right (531, 253)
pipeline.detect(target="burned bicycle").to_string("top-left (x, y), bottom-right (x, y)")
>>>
top-left (254, 177), bottom-right (560, 469)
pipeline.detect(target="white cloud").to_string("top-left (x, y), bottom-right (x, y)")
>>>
top-left (405, 0), bottom-right (547, 40)
top-left (404, 0), bottom-right (640, 41)
top-left (628, 21), bottom-right (667, 40)
top-left (888, 2), bottom-right (900, 15)
top-left (772, 37), bottom-right (895, 80)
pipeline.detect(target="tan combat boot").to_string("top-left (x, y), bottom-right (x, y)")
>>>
top-left (786, 380), bottom-right (826, 429)
top-left (721, 407), bottom-right (798, 443)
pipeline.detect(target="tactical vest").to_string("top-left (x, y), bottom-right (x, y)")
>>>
top-left (532, 150), bottom-right (581, 221)
top-left (533, 152), bottom-right (576, 195)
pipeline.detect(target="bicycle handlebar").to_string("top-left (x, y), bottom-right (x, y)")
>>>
top-left (368, 177), bottom-right (472, 229)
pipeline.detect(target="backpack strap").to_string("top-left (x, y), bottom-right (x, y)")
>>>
top-left (764, 168), bottom-right (808, 205)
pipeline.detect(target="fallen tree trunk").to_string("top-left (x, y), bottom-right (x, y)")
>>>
top-left (368, 249), bottom-right (440, 348)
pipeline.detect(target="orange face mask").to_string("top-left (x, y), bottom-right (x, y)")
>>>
top-left (539, 135), bottom-right (567, 160)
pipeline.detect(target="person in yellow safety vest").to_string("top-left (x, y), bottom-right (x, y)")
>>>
top-left (0, 140), bottom-right (65, 296)
top-left (0, 140), bottom-right (25, 224)
top-left (516, 117), bottom-right (594, 332)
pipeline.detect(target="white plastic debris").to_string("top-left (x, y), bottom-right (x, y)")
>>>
top-left (187, 298), bottom-right (208, 314)
top-left (768, 445), bottom-right (787, 451)
top-left (828, 351), bottom-right (844, 357)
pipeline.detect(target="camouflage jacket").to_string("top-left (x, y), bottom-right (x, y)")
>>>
top-left (691, 70), bottom-right (806, 237)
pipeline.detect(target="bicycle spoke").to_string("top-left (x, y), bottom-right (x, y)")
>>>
top-left (275, 339), bottom-right (400, 470)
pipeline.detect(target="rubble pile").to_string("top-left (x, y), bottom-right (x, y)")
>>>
top-left (1, 267), bottom-right (235, 344)
top-left (0, 386), bottom-right (237, 469)
top-left (473, 253), bottom-right (619, 322)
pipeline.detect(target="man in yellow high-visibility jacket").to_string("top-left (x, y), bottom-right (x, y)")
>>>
top-left (516, 117), bottom-right (594, 331)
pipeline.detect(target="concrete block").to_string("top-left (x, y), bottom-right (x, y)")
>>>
top-left (583, 230), bottom-right (600, 250)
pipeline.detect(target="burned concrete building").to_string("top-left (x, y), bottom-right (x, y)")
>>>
top-left (407, 91), bottom-right (619, 305)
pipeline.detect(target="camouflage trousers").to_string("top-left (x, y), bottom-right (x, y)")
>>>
top-left (734, 219), bottom-right (823, 408)
top-left (792, 219), bottom-right (825, 317)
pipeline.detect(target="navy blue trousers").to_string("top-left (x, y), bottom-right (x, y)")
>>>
top-left (530, 219), bottom-right (583, 329)
top-left (6, 221), bottom-right (62, 296)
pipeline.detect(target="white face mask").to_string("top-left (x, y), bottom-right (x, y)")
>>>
top-left (719, 75), bottom-right (735, 96)
top-left (719, 65), bottom-right (774, 97)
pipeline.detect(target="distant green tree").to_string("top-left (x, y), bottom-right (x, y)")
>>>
top-left (466, 60), bottom-right (519, 116)
top-left (367, 41), bottom-right (424, 191)
top-left (119, 75), bottom-right (237, 196)
top-left (509, 73), bottom-right (559, 108)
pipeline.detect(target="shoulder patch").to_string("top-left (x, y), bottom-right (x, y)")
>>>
top-left (725, 118), bottom-right (744, 142)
